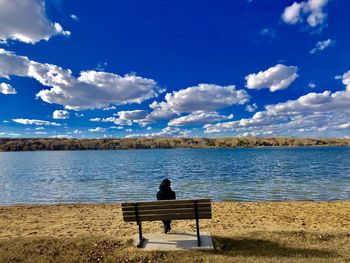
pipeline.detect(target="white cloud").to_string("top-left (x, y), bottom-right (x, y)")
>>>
top-left (245, 64), bottom-right (299, 92)
top-left (91, 110), bottom-right (151, 127)
top-left (110, 126), bottom-right (124, 130)
top-left (146, 101), bottom-right (179, 121)
top-left (0, 83), bottom-right (16, 94)
top-left (0, 49), bottom-right (160, 110)
top-left (102, 106), bottom-right (116, 111)
top-left (90, 117), bottom-right (132, 126)
top-left (50, 134), bottom-right (72, 139)
top-left (126, 127), bottom-right (190, 138)
top-left (88, 127), bottom-right (106, 132)
top-left (53, 110), bottom-right (70, 119)
top-left (143, 84), bottom-right (248, 126)
top-left (0, 0), bottom-right (70, 44)
top-left (282, 0), bottom-right (329, 28)
top-left (35, 127), bottom-right (45, 130)
top-left (163, 84), bottom-right (249, 112)
top-left (169, 111), bottom-right (233, 126)
top-left (72, 129), bottom-right (82, 134)
top-left (34, 131), bottom-right (47, 135)
top-left (13, 118), bottom-right (61, 126)
top-left (308, 82), bottom-right (316, 88)
top-left (70, 14), bottom-right (79, 21)
top-left (309, 39), bottom-right (334, 54)
top-left (118, 110), bottom-right (148, 121)
top-left (245, 103), bottom-right (258, 112)
top-left (148, 84), bottom-right (249, 121)
top-left (339, 70), bottom-right (350, 91)
top-left (0, 132), bottom-right (21, 137)
top-left (8, 133), bottom-right (21, 137)
top-left (204, 86), bottom-right (350, 137)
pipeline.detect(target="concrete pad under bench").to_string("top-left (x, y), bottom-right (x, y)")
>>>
top-left (133, 232), bottom-right (214, 250)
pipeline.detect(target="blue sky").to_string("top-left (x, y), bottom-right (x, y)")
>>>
top-left (0, 0), bottom-right (350, 138)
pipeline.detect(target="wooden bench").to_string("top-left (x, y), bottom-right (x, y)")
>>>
top-left (121, 199), bottom-right (212, 248)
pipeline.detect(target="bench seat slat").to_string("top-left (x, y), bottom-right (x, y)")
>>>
top-left (122, 207), bottom-right (211, 217)
top-left (121, 199), bottom-right (210, 208)
top-left (123, 212), bottom-right (212, 222)
top-left (121, 203), bottom-right (211, 212)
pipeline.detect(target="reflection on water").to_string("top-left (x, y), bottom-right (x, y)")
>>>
top-left (0, 147), bottom-right (349, 204)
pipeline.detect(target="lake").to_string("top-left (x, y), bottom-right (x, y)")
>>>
top-left (0, 147), bottom-right (349, 205)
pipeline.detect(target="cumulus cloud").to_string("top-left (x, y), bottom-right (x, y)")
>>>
top-left (169, 112), bottom-right (233, 126)
top-left (90, 110), bottom-right (150, 126)
top-left (0, 0), bottom-right (70, 44)
top-left (88, 127), bottom-right (106, 132)
top-left (146, 101), bottom-right (179, 121)
top-left (13, 118), bottom-right (61, 126)
top-left (309, 39), bottom-right (334, 54)
top-left (339, 70), bottom-right (350, 91)
top-left (245, 64), bottom-right (299, 92)
top-left (143, 84), bottom-right (248, 127)
top-left (204, 87), bottom-right (350, 137)
top-left (53, 110), bottom-right (70, 119)
top-left (0, 83), bottom-right (17, 94)
top-left (126, 127), bottom-right (190, 138)
top-left (245, 103), bottom-right (258, 112)
top-left (0, 49), bottom-right (160, 110)
top-left (162, 84), bottom-right (249, 112)
top-left (117, 110), bottom-right (149, 124)
top-left (282, 0), bottom-right (329, 28)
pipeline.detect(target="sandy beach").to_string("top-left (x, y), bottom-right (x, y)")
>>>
top-left (0, 201), bottom-right (349, 262)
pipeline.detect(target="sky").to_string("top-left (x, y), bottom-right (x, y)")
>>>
top-left (0, 0), bottom-right (350, 139)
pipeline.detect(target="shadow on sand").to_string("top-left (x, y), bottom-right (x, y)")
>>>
top-left (209, 236), bottom-right (338, 259)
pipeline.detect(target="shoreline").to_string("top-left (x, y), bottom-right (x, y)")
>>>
top-left (1, 199), bottom-right (349, 207)
top-left (1, 144), bottom-right (350, 152)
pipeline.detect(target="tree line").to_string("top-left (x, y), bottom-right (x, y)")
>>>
top-left (0, 137), bottom-right (350, 151)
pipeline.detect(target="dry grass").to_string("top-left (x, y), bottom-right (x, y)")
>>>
top-left (0, 202), bottom-right (349, 262)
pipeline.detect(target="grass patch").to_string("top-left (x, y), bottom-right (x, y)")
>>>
top-left (0, 231), bottom-right (348, 263)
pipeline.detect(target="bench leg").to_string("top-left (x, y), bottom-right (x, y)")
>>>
top-left (137, 222), bottom-right (145, 248)
top-left (194, 201), bottom-right (201, 247)
top-left (195, 217), bottom-right (201, 247)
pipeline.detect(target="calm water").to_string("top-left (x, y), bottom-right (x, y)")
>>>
top-left (0, 147), bottom-right (349, 205)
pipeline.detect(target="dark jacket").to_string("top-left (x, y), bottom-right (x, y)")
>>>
top-left (157, 181), bottom-right (176, 200)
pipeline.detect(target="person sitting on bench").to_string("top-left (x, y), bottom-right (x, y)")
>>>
top-left (156, 179), bottom-right (176, 233)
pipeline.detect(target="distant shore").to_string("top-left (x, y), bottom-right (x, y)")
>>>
top-left (0, 201), bottom-right (349, 262)
top-left (1, 137), bottom-right (350, 151)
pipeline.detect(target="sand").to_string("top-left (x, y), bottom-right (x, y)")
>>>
top-left (0, 201), bottom-right (349, 262)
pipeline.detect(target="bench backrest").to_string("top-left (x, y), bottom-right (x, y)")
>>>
top-left (121, 199), bottom-right (211, 222)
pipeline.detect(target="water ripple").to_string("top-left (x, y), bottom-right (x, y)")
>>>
top-left (0, 147), bottom-right (349, 204)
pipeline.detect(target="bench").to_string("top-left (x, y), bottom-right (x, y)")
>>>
top-left (121, 199), bottom-right (212, 248)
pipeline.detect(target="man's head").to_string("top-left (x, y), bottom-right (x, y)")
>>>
top-left (161, 179), bottom-right (171, 187)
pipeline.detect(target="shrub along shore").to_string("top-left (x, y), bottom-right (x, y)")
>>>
top-left (1, 137), bottom-right (350, 151)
